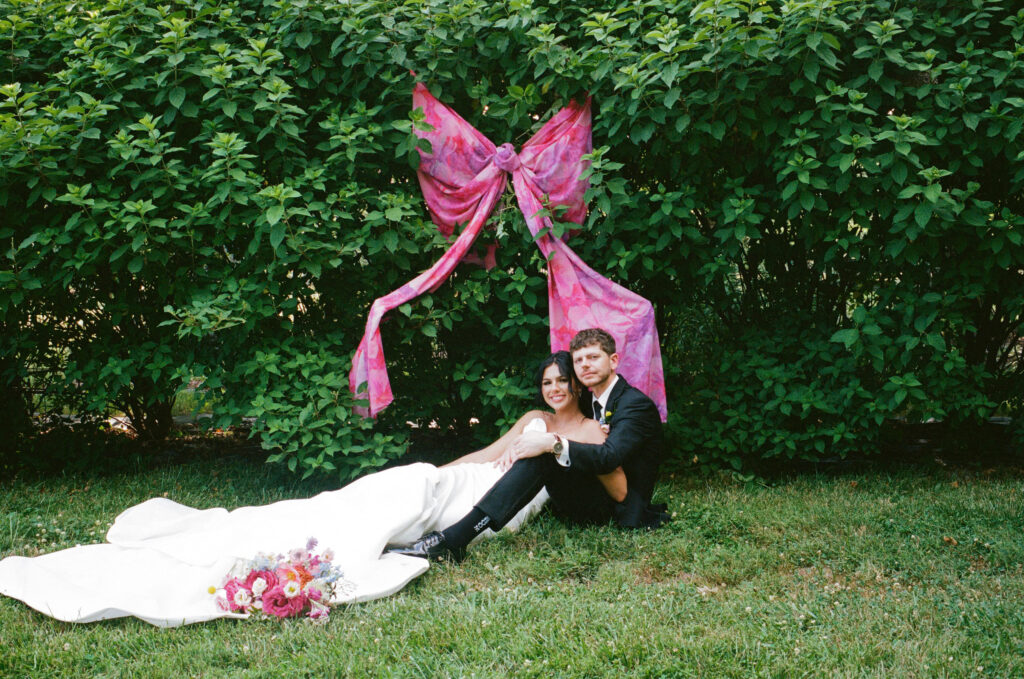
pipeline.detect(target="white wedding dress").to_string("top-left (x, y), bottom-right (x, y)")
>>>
top-left (0, 420), bottom-right (550, 627)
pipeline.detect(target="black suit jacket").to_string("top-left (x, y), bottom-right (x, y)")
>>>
top-left (570, 376), bottom-right (664, 509)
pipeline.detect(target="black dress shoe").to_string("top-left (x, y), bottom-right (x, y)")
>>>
top-left (384, 531), bottom-right (467, 563)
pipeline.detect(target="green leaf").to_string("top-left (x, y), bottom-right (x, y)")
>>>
top-left (830, 328), bottom-right (860, 348)
top-left (127, 256), bottom-right (143, 273)
top-left (925, 332), bottom-right (946, 352)
top-left (891, 163), bottom-right (907, 185)
top-left (109, 244), bottom-right (129, 263)
top-left (270, 223), bottom-right (286, 250)
top-left (661, 62), bottom-right (679, 86)
top-left (266, 205), bottom-right (284, 226)
top-left (222, 101), bottom-right (238, 118)
top-left (296, 31), bottom-right (313, 49)
top-left (914, 202), bottom-right (932, 229)
top-left (168, 86), bottom-right (186, 109)
top-left (804, 59), bottom-right (820, 83)
top-left (800, 191), bottom-right (814, 212)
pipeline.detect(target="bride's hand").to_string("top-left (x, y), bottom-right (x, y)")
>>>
top-left (497, 435), bottom-right (528, 470)
top-left (500, 432), bottom-right (555, 470)
top-left (497, 446), bottom-right (517, 471)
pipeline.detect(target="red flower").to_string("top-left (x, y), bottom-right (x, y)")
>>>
top-left (261, 585), bottom-right (307, 618)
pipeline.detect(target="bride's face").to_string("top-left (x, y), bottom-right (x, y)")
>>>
top-left (541, 363), bottom-right (576, 411)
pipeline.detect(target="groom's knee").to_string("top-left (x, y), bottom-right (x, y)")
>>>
top-left (508, 455), bottom-right (559, 480)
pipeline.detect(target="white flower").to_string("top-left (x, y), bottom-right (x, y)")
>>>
top-left (283, 580), bottom-right (301, 598)
top-left (251, 577), bottom-right (268, 596)
top-left (252, 600), bottom-right (263, 611)
top-left (322, 548), bottom-right (335, 561)
top-left (233, 589), bottom-right (252, 608)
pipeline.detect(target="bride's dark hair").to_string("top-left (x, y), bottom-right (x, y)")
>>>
top-left (534, 351), bottom-right (584, 412)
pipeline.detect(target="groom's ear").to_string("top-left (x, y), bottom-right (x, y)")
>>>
top-left (609, 352), bottom-right (619, 372)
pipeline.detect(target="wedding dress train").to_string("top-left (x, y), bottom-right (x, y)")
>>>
top-left (0, 423), bottom-right (550, 627)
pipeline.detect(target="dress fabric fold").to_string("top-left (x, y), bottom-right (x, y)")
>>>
top-left (350, 83), bottom-right (667, 421)
top-left (0, 462), bottom-right (549, 627)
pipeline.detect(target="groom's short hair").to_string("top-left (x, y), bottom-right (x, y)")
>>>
top-left (569, 328), bottom-right (616, 356)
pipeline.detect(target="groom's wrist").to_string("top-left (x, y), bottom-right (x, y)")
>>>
top-left (551, 435), bottom-right (570, 467)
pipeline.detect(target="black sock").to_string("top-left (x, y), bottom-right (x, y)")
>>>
top-left (441, 507), bottom-right (491, 548)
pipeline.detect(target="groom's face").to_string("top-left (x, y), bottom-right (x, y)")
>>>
top-left (572, 343), bottom-right (619, 391)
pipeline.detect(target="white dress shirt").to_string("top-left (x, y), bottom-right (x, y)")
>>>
top-left (553, 375), bottom-right (619, 467)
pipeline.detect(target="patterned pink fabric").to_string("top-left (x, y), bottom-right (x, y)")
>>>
top-left (350, 83), bottom-right (667, 421)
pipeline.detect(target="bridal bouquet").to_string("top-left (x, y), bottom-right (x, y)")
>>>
top-left (211, 538), bottom-right (349, 622)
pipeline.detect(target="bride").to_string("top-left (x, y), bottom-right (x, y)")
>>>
top-left (0, 352), bottom-right (622, 627)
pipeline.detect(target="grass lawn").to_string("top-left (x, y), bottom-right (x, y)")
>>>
top-left (1, 446), bottom-right (1022, 678)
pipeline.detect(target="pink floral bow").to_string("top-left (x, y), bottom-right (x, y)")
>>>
top-left (350, 83), bottom-right (667, 421)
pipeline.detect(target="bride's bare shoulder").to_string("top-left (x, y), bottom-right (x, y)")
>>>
top-left (570, 418), bottom-right (605, 444)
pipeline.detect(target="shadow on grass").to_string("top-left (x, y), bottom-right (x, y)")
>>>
top-left (3, 416), bottom-right (1021, 496)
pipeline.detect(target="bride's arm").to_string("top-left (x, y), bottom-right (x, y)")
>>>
top-left (442, 411), bottom-right (546, 467)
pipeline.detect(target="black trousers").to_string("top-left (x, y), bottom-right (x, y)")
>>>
top-left (475, 455), bottom-right (615, 529)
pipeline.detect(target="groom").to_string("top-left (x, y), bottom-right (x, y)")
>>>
top-left (387, 328), bottom-right (667, 562)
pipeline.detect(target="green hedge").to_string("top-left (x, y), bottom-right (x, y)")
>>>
top-left (1, 0), bottom-right (1021, 477)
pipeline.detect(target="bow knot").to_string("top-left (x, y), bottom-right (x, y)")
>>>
top-left (493, 143), bottom-right (521, 173)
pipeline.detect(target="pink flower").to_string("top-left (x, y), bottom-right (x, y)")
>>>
top-left (244, 569), bottom-right (277, 594)
top-left (261, 585), bottom-right (307, 618)
top-left (276, 563), bottom-right (313, 587)
top-left (308, 602), bottom-right (329, 621)
top-left (222, 578), bottom-right (251, 613)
